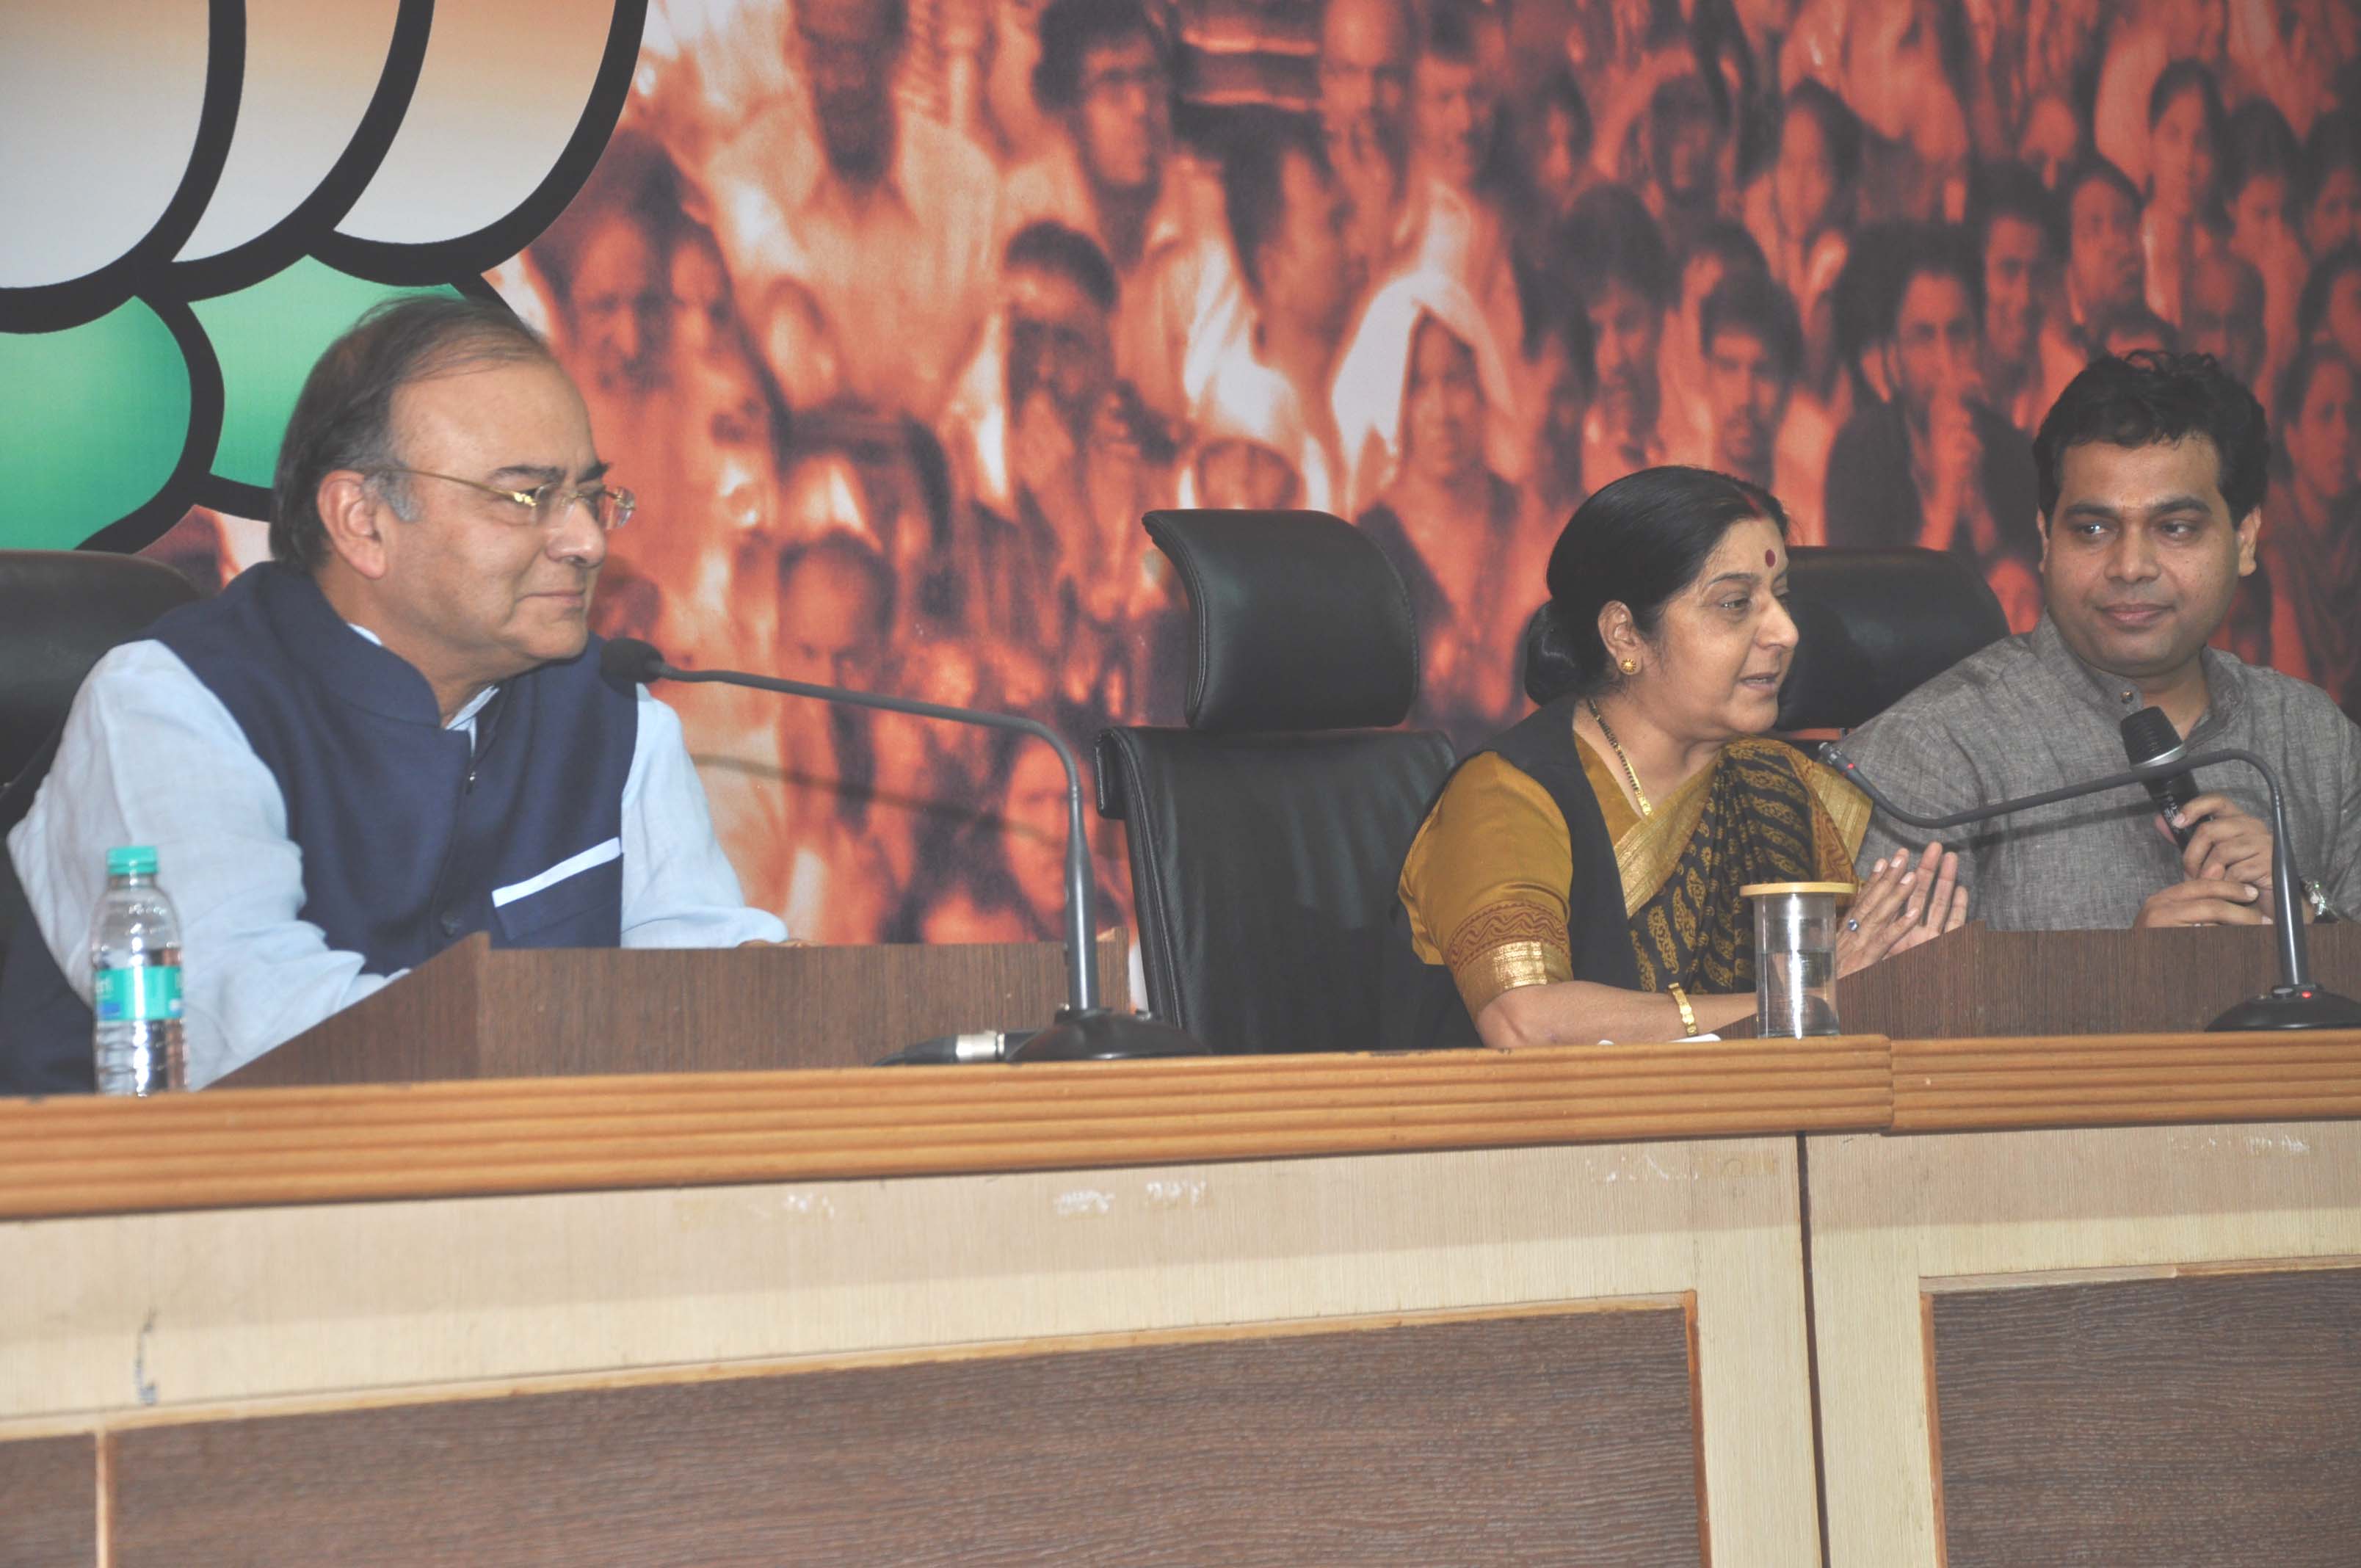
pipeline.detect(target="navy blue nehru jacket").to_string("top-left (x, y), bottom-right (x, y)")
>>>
top-left (0, 561), bottom-right (638, 1087)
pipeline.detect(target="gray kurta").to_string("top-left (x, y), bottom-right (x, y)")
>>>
top-left (1843, 614), bottom-right (2361, 929)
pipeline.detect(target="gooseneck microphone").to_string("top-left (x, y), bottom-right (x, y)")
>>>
top-left (600, 637), bottom-right (1204, 1062)
top-left (2120, 706), bottom-right (2199, 850)
top-left (1819, 738), bottom-right (2361, 1032)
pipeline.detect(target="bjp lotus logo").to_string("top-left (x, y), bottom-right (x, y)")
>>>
top-left (0, 1), bottom-right (644, 552)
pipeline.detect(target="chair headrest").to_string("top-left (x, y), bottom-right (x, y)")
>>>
top-left (1145, 510), bottom-right (1419, 733)
top-left (1777, 546), bottom-right (2011, 730)
top-left (0, 551), bottom-right (200, 784)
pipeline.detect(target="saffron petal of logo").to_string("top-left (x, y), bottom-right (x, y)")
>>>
top-left (0, 0), bottom-right (642, 551)
top-left (333, 0), bottom-right (621, 248)
top-left (172, 0), bottom-right (411, 266)
top-left (0, 0), bottom-right (216, 296)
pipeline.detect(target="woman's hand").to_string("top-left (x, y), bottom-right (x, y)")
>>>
top-left (1834, 841), bottom-right (1968, 978)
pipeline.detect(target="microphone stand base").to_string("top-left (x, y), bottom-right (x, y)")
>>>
top-left (1009, 1009), bottom-right (1208, 1061)
top-left (2207, 984), bottom-right (2361, 1032)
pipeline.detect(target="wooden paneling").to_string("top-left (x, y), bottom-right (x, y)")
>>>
top-left (1839, 922), bottom-right (2361, 1038)
top-left (106, 1307), bottom-right (1704, 1567)
top-left (1929, 1268), bottom-right (2361, 1566)
top-left (3, 1138), bottom-right (1824, 1563)
top-left (0, 1037), bottom-right (1891, 1222)
top-left (0, 1434), bottom-right (95, 1567)
top-left (1890, 1028), bottom-right (2361, 1131)
top-left (23, 1023), bottom-right (2361, 1230)
top-left (23, 1026), bottom-right (2361, 1227)
top-left (1806, 1119), bottom-right (2361, 1566)
top-left (222, 934), bottom-right (1130, 1086)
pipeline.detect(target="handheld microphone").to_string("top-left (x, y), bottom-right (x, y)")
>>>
top-left (2120, 706), bottom-right (2198, 849)
top-left (1818, 740), bottom-right (2361, 1031)
top-left (600, 638), bottom-right (1203, 1062)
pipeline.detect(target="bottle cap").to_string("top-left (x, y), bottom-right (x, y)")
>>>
top-left (106, 846), bottom-right (159, 877)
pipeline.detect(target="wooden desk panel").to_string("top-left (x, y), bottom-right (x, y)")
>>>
top-left (107, 1306), bottom-right (1705, 1567)
top-left (221, 935), bottom-right (1131, 1086)
top-left (1805, 1120), bottom-right (2361, 1567)
top-left (0, 1434), bottom-right (95, 1567)
top-left (1839, 923), bottom-right (2361, 1039)
top-left (26, 1028), bottom-right (2361, 1227)
top-left (1, 1136), bottom-right (1821, 1567)
top-left (0, 1037), bottom-right (1892, 1222)
top-left (1929, 1268), bottom-right (2361, 1566)
top-left (1890, 1029), bottom-right (2361, 1131)
top-left (12, 1031), bottom-right (2361, 1564)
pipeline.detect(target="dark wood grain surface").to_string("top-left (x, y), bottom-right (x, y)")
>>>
top-left (223, 934), bottom-right (1129, 1086)
top-left (0, 1434), bottom-right (95, 1568)
top-left (1929, 1268), bottom-right (2361, 1566)
top-left (110, 1308), bottom-right (1704, 1567)
top-left (1837, 922), bottom-right (2361, 1039)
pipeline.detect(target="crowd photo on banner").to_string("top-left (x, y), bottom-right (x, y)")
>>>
top-left (151, 0), bottom-right (2361, 945)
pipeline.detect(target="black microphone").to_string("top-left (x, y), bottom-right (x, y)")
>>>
top-left (600, 637), bottom-right (1204, 1062)
top-left (2121, 706), bottom-right (2199, 849)
top-left (1819, 739), bottom-right (2361, 1032)
top-left (598, 637), bottom-right (667, 686)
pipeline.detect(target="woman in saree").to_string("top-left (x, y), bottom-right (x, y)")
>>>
top-left (1383, 465), bottom-right (1968, 1050)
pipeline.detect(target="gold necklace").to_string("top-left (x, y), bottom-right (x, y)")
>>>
top-left (1586, 697), bottom-right (1653, 819)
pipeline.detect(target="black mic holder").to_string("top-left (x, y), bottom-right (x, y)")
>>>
top-left (619, 644), bottom-right (1204, 1062)
top-left (1820, 742), bottom-right (2361, 1033)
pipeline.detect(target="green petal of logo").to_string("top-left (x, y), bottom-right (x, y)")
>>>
top-left (0, 301), bottom-right (194, 551)
top-left (193, 262), bottom-right (458, 490)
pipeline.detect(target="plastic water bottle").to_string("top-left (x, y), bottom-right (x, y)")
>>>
top-left (90, 846), bottom-right (185, 1095)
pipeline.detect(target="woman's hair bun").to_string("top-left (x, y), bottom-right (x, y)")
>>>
top-left (1521, 598), bottom-right (1597, 705)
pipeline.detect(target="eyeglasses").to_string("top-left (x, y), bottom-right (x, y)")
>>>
top-left (368, 468), bottom-right (636, 531)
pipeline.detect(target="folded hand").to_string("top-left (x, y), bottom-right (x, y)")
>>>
top-left (1835, 841), bottom-right (1968, 978)
top-left (2133, 877), bottom-right (2271, 928)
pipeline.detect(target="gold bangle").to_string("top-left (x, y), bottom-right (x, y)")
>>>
top-left (1667, 984), bottom-right (1697, 1037)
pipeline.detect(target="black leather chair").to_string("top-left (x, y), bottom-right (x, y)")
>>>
top-left (1095, 511), bottom-right (1456, 1053)
top-left (1517, 544), bottom-right (2012, 725)
top-left (1774, 546), bottom-right (2010, 730)
top-left (0, 550), bottom-right (203, 978)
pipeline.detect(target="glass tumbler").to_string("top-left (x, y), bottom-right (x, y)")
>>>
top-left (1741, 882), bottom-right (1853, 1038)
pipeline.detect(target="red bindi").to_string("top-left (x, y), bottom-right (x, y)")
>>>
top-left (1766, 548), bottom-right (1776, 566)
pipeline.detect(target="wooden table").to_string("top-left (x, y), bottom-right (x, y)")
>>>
top-left (1810, 1028), bottom-right (2361, 1567)
top-left (4, 1031), bottom-right (2357, 1566)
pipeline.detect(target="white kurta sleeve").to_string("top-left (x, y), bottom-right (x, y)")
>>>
top-left (7, 641), bottom-right (396, 1087)
top-left (617, 689), bottom-right (789, 948)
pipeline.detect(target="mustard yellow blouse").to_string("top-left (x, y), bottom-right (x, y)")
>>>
top-left (1400, 733), bottom-right (1869, 1022)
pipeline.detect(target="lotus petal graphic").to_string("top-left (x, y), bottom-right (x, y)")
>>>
top-left (0, 0), bottom-right (645, 552)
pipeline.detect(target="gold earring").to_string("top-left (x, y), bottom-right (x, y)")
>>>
top-left (1619, 658), bottom-right (1637, 675)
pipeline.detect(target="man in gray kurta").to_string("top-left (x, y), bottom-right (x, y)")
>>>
top-left (1843, 351), bottom-right (2361, 929)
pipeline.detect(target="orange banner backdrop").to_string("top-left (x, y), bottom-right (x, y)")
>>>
top-left (135, 0), bottom-right (2361, 944)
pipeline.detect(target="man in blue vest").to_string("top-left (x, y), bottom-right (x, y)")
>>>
top-left (1, 295), bottom-right (786, 1091)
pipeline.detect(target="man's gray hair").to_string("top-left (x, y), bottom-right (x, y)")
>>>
top-left (270, 294), bottom-right (554, 572)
